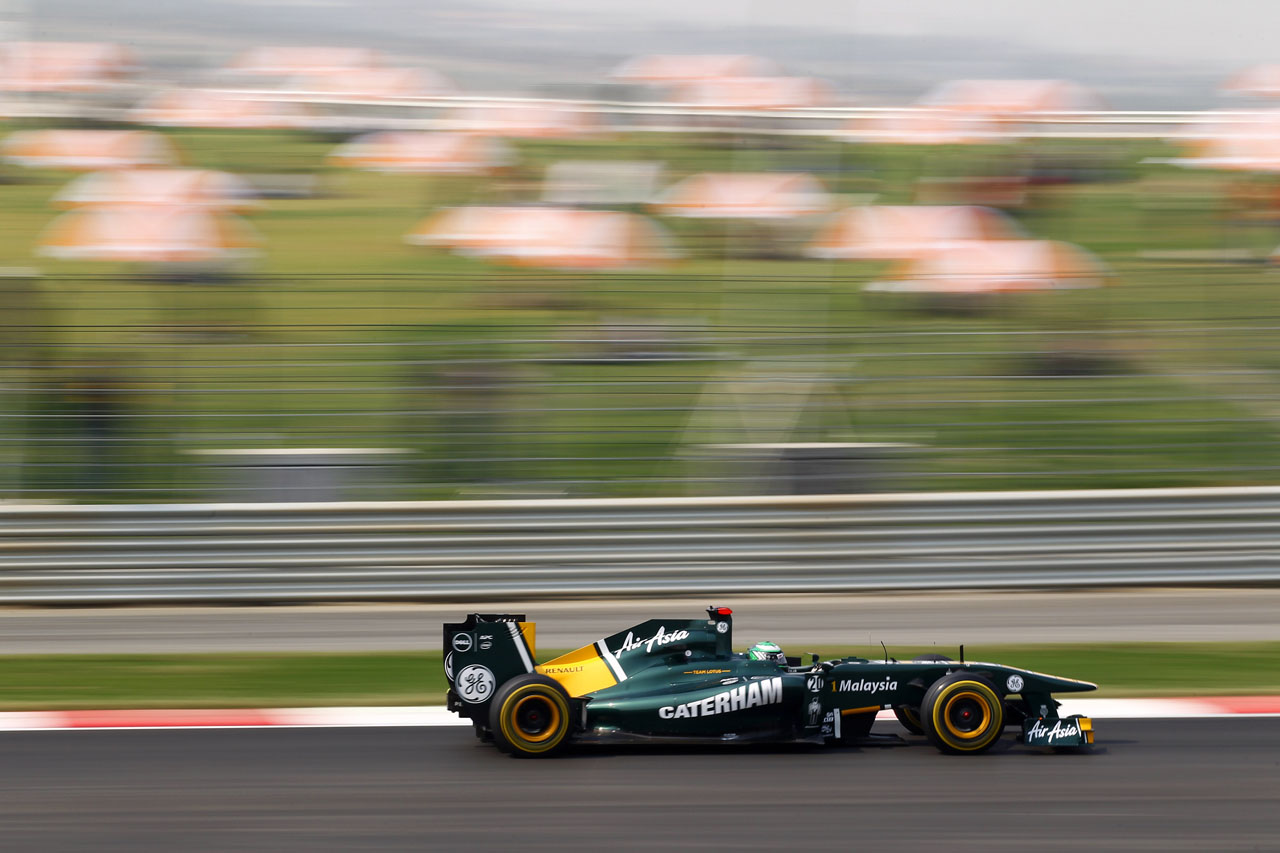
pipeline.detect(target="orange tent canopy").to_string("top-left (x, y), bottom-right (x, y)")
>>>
top-left (1177, 137), bottom-right (1280, 172)
top-left (38, 208), bottom-right (260, 264)
top-left (407, 206), bottom-right (677, 270)
top-left (840, 110), bottom-right (1003, 145)
top-left (1, 130), bottom-right (177, 170)
top-left (1223, 66), bottom-right (1280, 99)
top-left (329, 132), bottom-right (511, 174)
top-left (654, 172), bottom-right (831, 219)
top-left (807, 205), bottom-right (1025, 261)
top-left (0, 41), bottom-right (135, 92)
top-left (408, 206), bottom-right (542, 252)
top-left (54, 169), bottom-right (258, 211)
top-left (225, 46), bottom-right (383, 76)
top-left (1170, 110), bottom-right (1280, 171)
top-left (866, 240), bottom-right (1109, 294)
top-left (132, 89), bottom-right (310, 129)
top-left (671, 77), bottom-right (831, 109)
top-left (919, 79), bottom-right (1102, 114)
top-left (610, 54), bottom-right (777, 82)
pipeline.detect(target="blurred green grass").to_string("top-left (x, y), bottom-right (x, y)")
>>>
top-left (3, 125), bottom-right (1280, 498)
top-left (0, 643), bottom-right (1276, 709)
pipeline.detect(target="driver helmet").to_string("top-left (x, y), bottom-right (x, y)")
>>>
top-left (747, 640), bottom-right (787, 667)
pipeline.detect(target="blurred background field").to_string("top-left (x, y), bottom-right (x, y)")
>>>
top-left (6, 122), bottom-right (1280, 501)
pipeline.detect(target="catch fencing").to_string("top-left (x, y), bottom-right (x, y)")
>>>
top-left (1, 486), bottom-right (1278, 603)
top-left (9, 267), bottom-right (1280, 502)
top-left (0, 94), bottom-right (1241, 140)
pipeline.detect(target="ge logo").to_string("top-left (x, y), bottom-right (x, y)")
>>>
top-left (1006, 674), bottom-right (1025, 693)
top-left (807, 675), bottom-right (822, 692)
top-left (456, 664), bottom-right (495, 703)
top-left (451, 633), bottom-right (473, 653)
top-left (444, 652), bottom-right (454, 680)
top-left (716, 621), bottom-right (729, 634)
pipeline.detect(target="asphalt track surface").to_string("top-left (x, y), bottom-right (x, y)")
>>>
top-left (4, 719), bottom-right (1279, 851)
top-left (4, 587), bottom-right (1280, 653)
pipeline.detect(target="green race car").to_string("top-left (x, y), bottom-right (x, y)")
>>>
top-left (444, 606), bottom-right (1096, 757)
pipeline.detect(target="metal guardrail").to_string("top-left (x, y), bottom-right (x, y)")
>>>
top-left (0, 92), bottom-right (1237, 138)
top-left (2, 486), bottom-right (1279, 604)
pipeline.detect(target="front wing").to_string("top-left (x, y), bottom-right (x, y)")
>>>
top-left (1023, 714), bottom-right (1093, 747)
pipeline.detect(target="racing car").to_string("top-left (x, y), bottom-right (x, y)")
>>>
top-left (444, 607), bottom-right (1096, 757)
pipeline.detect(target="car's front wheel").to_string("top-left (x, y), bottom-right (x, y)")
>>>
top-left (489, 674), bottom-right (573, 758)
top-left (895, 654), bottom-right (954, 735)
top-left (920, 672), bottom-right (1005, 754)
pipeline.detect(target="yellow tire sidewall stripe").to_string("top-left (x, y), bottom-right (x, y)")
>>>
top-left (500, 685), bottom-right (570, 753)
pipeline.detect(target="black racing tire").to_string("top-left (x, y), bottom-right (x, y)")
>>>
top-left (920, 672), bottom-right (1005, 755)
top-left (489, 674), bottom-right (573, 758)
top-left (892, 704), bottom-right (924, 735)
top-left (895, 655), bottom-right (953, 734)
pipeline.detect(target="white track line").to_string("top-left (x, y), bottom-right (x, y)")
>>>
top-left (0, 698), bottom-right (1276, 731)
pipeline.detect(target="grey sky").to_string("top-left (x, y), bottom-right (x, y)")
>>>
top-left (17, 0), bottom-right (1267, 106)
top-left (499, 0), bottom-right (1273, 65)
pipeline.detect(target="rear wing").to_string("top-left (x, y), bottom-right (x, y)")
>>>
top-left (444, 606), bottom-right (736, 723)
top-left (443, 614), bottom-right (536, 724)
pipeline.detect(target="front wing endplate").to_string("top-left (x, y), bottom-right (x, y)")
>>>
top-left (1023, 714), bottom-right (1093, 747)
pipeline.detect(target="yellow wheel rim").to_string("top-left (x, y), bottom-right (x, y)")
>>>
top-left (941, 690), bottom-right (992, 740)
top-left (510, 694), bottom-right (562, 744)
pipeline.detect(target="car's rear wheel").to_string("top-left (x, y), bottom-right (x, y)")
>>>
top-left (892, 704), bottom-right (924, 735)
top-left (489, 674), bottom-right (573, 758)
top-left (921, 672), bottom-right (1004, 755)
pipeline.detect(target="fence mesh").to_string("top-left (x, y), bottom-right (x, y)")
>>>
top-left (2, 264), bottom-right (1278, 501)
